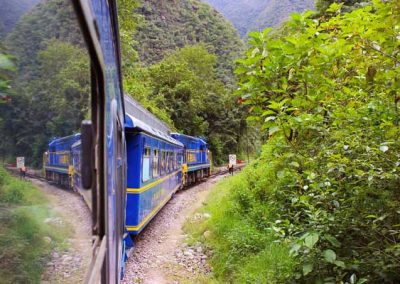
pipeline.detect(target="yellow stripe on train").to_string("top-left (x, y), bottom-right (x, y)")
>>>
top-left (126, 170), bottom-right (180, 194)
top-left (125, 185), bottom-right (179, 232)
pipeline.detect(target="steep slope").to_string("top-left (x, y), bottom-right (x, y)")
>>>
top-left (0, 0), bottom-right (41, 37)
top-left (135, 0), bottom-right (244, 85)
top-left (202, 0), bottom-right (314, 36)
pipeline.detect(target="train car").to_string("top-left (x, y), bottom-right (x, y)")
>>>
top-left (124, 114), bottom-right (184, 236)
top-left (170, 133), bottom-right (211, 185)
top-left (44, 133), bottom-right (81, 188)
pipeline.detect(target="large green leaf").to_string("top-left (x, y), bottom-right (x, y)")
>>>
top-left (304, 233), bottom-right (319, 249)
top-left (323, 249), bottom-right (336, 263)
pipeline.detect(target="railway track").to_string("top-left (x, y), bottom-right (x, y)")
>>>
top-left (212, 163), bottom-right (245, 176)
top-left (6, 163), bottom-right (246, 190)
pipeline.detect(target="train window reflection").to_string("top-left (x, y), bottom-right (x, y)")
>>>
top-left (0, 0), bottom-right (91, 282)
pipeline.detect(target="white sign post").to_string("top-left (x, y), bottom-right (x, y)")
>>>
top-left (229, 154), bottom-right (237, 166)
top-left (16, 157), bottom-right (25, 169)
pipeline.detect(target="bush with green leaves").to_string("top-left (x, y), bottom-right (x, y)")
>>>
top-left (215, 0), bottom-right (400, 282)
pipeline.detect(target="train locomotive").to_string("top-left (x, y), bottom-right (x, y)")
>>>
top-left (44, 97), bottom-right (211, 273)
top-left (44, 133), bottom-right (81, 188)
top-left (171, 133), bottom-right (211, 186)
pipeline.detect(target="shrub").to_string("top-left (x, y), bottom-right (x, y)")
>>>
top-left (233, 1), bottom-right (400, 282)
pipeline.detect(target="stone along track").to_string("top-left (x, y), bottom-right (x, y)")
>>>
top-left (9, 165), bottom-right (243, 283)
top-left (32, 178), bottom-right (92, 283)
top-left (122, 172), bottom-right (234, 284)
top-left (6, 167), bottom-right (93, 283)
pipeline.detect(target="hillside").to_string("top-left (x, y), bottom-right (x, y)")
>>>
top-left (1, 0), bottom-right (88, 165)
top-left (0, 0), bottom-right (41, 37)
top-left (134, 0), bottom-right (244, 84)
top-left (201, 0), bottom-right (314, 36)
top-left (2, 0), bottom-right (248, 164)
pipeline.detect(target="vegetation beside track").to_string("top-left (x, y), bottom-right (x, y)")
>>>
top-left (0, 166), bottom-right (69, 283)
top-left (187, 1), bottom-right (400, 283)
top-left (185, 169), bottom-right (296, 283)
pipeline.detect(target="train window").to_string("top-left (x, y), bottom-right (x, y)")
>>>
top-left (153, 149), bottom-right (159, 177)
top-left (174, 152), bottom-right (178, 170)
top-left (143, 147), bottom-right (151, 181)
top-left (166, 151), bottom-right (170, 173)
top-left (169, 151), bottom-right (173, 172)
top-left (177, 152), bottom-right (181, 167)
top-left (187, 150), bottom-right (197, 163)
top-left (161, 150), bottom-right (166, 175)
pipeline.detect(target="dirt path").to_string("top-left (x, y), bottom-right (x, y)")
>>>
top-left (123, 176), bottom-right (224, 284)
top-left (28, 178), bottom-right (92, 284)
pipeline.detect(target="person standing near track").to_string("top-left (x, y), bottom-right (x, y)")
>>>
top-left (20, 165), bottom-right (27, 180)
top-left (228, 163), bottom-right (234, 175)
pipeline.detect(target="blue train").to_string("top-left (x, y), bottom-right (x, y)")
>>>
top-left (39, 0), bottom-right (211, 281)
top-left (44, 133), bottom-right (81, 187)
top-left (171, 133), bottom-right (211, 185)
top-left (44, 99), bottom-right (211, 275)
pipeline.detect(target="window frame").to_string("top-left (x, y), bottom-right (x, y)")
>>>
top-left (142, 146), bottom-right (152, 182)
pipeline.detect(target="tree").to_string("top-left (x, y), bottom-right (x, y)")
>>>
top-left (147, 45), bottom-right (252, 164)
top-left (233, 1), bottom-right (400, 282)
top-left (0, 40), bottom-right (89, 166)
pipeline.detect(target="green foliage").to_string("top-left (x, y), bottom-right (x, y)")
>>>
top-left (116, 0), bottom-right (257, 164)
top-left (196, 0), bottom-right (400, 282)
top-left (185, 170), bottom-right (296, 283)
top-left (145, 45), bottom-right (251, 164)
top-left (117, 0), bottom-right (142, 69)
top-left (134, 0), bottom-right (244, 85)
top-left (149, 45), bottom-right (217, 135)
top-left (0, 46), bottom-right (15, 104)
top-left (0, 167), bottom-right (69, 283)
top-left (0, 39), bottom-right (89, 166)
top-left (0, 0), bottom-right (89, 166)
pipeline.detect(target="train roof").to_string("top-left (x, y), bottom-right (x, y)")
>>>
top-left (125, 114), bottom-right (183, 147)
top-left (71, 140), bottom-right (81, 149)
top-left (170, 133), bottom-right (207, 145)
top-left (124, 95), bottom-right (171, 134)
top-left (48, 133), bottom-right (81, 148)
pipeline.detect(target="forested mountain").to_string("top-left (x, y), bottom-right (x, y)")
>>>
top-left (0, 0), bottom-right (88, 165)
top-left (1, 0), bottom-right (251, 165)
top-left (118, 0), bottom-right (254, 164)
top-left (134, 0), bottom-right (244, 85)
top-left (202, 0), bottom-right (314, 36)
top-left (0, 0), bottom-right (41, 37)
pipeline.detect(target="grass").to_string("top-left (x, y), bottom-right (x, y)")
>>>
top-left (184, 168), bottom-right (295, 283)
top-left (0, 166), bottom-right (70, 283)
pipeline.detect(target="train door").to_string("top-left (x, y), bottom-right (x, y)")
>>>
top-left (72, 0), bottom-right (126, 283)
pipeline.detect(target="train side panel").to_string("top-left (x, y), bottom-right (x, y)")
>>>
top-left (125, 132), bottom-right (183, 235)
